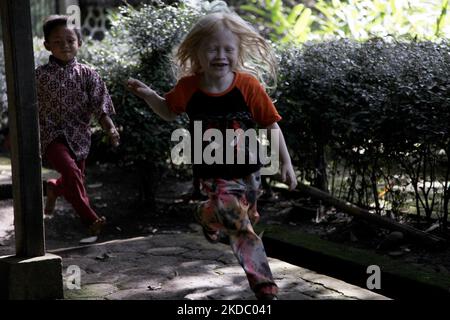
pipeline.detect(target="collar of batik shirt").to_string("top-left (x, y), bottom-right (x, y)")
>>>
top-left (49, 55), bottom-right (78, 68)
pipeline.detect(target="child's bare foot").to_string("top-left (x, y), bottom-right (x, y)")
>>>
top-left (202, 226), bottom-right (220, 243)
top-left (255, 284), bottom-right (278, 300)
top-left (89, 216), bottom-right (107, 236)
top-left (249, 211), bottom-right (260, 225)
top-left (44, 183), bottom-right (57, 215)
top-left (202, 226), bottom-right (229, 244)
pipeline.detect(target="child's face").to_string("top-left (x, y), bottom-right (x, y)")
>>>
top-left (44, 25), bottom-right (81, 63)
top-left (198, 29), bottom-right (239, 81)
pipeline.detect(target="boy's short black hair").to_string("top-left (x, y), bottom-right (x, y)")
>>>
top-left (43, 15), bottom-right (82, 42)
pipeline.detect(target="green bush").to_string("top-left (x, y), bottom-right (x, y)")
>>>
top-left (278, 39), bottom-right (450, 162)
top-left (241, 0), bottom-right (450, 44)
top-left (276, 39), bottom-right (450, 220)
top-left (78, 2), bottom-right (212, 205)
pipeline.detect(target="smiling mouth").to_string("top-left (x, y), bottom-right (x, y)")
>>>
top-left (211, 63), bottom-right (228, 67)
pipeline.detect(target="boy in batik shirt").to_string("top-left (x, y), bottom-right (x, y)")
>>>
top-left (36, 15), bottom-right (120, 236)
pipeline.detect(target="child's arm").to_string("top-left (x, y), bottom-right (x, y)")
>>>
top-left (99, 114), bottom-right (120, 147)
top-left (265, 122), bottom-right (297, 190)
top-left (126, 78), bottom-right (177, 121)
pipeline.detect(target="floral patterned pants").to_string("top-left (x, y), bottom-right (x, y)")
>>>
top-left (195, 172), bottom-right (278, 298)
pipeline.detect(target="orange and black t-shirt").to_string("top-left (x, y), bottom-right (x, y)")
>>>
top-left (165, 72), bottom-right (282, 179)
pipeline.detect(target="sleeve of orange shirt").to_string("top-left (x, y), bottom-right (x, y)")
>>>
top-left (165, 75), bottom-right (198, 115)
top-left (238, 73), bottom-right (282, 127)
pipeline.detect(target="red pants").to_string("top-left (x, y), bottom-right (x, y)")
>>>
top-left (45, 139), bottom-right (99, 225)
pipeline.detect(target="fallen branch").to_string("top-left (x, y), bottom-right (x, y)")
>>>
top-left (293, 183), bottom-right (447, 246)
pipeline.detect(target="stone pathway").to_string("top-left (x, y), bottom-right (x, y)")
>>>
top-left (0, 155), bottom-right (389, 300)
top-left (53, 231), bottom-right (388, 300)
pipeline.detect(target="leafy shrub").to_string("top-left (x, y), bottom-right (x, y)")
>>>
top-left (276, 39), bottom-right (450, 220)
top-left (241, 0), bottom-right (450, 44)
top-left (78, 1), bottom-right (220, 205)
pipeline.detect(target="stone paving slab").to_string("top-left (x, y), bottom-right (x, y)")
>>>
top-left (52, 232), bottom-right (389, 300)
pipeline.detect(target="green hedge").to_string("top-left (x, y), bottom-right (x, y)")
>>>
top-left (277, 39), bottom-right (450, 157)
top-left (277, 39), bottom-right (450, 220)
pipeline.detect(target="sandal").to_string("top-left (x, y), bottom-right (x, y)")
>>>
top-left (89, 216), bottom-right (107, 236)
top-left (44, 183), bottom-right (57, 215)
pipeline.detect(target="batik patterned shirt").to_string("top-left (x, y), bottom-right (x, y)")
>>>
top-left (36, 56), bottom-right (115, 160)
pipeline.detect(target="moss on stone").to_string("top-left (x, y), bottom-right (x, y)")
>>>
top-left (256, 224), bottom-right (450, 291)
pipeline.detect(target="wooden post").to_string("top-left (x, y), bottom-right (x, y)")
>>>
top-left (0, 0), bottom-right (45, 257)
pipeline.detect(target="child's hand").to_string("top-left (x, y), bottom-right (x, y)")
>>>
top-left (107, 127), bottom-right (120, 148)
top-left (126, 78), bottom-right (154, 100)
top-left (281, 162), bottom-right (297, 190)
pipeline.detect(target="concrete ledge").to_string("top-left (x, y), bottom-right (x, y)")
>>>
top-left (0, 253), bottom-right (64, 300)
top-left (257, 224), bottom-right (450, 300)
